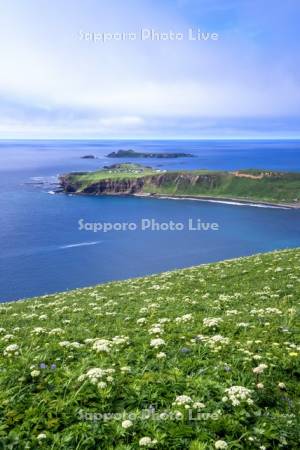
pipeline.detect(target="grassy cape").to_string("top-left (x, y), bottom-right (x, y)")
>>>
top-left (0, 248), bottom-right (299, 449)
top-left (60, 164), bottom-right (300, 206)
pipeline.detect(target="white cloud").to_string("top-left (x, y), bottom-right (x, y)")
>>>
top-left (99, 116), bottom-right (144, 128)
top-left (0, 0), bottom-right (299, 137)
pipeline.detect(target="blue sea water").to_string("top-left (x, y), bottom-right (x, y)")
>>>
top-left (1, 139), bottom-right (300, 302)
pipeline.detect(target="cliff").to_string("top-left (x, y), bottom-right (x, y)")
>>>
top-left (59, 171), bottom-right (224, 196)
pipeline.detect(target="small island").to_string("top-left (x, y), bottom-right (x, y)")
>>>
top-left (59, 163), bottom-right (300, 207)
top-left (80, 155), bottom-right (98, 159)
top-left (106, 149), bottom-right (194, 158)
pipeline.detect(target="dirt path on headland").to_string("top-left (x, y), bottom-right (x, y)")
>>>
top-left (231, 171), bottom-right (265, 179)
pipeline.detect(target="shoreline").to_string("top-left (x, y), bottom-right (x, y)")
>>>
top-left (62, 190), bottom-right (298, 209)
top-left (132, 193), bottom-right (297, 209)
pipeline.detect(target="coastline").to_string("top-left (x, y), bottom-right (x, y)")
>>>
top-left (132, 193), bottom-right (297, 209)
top-left (62, 190), bottom-right (297, 209)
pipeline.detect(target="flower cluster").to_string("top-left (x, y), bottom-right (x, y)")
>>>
top-left (203, 317), bottom-right (223, 328)
top-left (91, 335), bottom-right (129, 353)
top-left (3, 343), bottom-right (20, 357)
top-left (59, 341), bottom-right (83, 349)
top-left (139, 436), bottom-right (157, 447)
top-left (150, 338), bottom-right (165, 348)
top-left (223, 385), bottom-right (253, 406)
top-left (78, 367), bottom-right (115, 388)
top-left (175, 313), bottom-right (193, 324)
top-left (252, 363), bottom-right (268, 374)
top-left (172, 395), bottom-right (205, 410)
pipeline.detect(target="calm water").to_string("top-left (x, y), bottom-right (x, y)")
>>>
top-left (1, 139), bottom-right (300, 302)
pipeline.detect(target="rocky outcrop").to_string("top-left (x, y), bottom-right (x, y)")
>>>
top-left (59, 174), bottom-right (146, 195)
top-left (81, 178), bottom-right (145, 195)
top-left (59, 171), bottom-right (226, 196)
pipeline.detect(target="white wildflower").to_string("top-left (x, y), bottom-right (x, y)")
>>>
top-left (150, 338), bottom-right (165, 348)
top-left (121, 419), bottom-right (133, 429)
top-left (175, 314), bottom-right (193, 324)
top-left (148, 325), bottom-right (163, 335)
top-left (224, 385), bottom-right (253, 406)
top-left (193, 402), bottom-right (205, 409)
top-left (112, 336), bottom-right (129, 346)
top-left (59, 341), bottom-right (83, 349)
top-left (139, 436), bottom-right (157, 447)
top-left (173, 395), bottom-right (192, 406)
top-left (2, 334), bottom-right (15, 341)
top-left (31, 327), bottom-right (46, 335)
top-left (92, 339), bottom-right (112, 353)
top-left (78, 367), bottom-right (115, 385)
top-left (203, 317), bottom-right (223, 328)
top-left (206, 335), bottom-right (229, 347)
top-left (252, 364), bottom-right (268, 374)
top-left (39, 314), bottom-right (48, 320)
top-left (3, 343), bottom-right (19, 356)
top-left (214, 440), bottom-right (228, 449)
top-left (37, 433), bottom-right (47, 440)
top-left (49, 328), bottom-right (64, 335)
top-left (137, 318), bottom-right (147, 325)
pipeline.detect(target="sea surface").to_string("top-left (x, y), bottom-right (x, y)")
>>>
top-left (1, 139), bottom-right (300, 302)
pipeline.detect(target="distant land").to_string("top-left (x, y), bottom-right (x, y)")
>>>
top-left (80, 155), bottom-right (98, 159)
top-left (59, 163), bottom-right (300, 207)
top-left (106, 149), bottom-right (194, 158)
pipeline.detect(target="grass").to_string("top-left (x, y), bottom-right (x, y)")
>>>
top-left (0, 248), bottom-right (299, 449)
top-left (142, 171), bottom-right (300, 203)
top-left (67, 165), bottom-right (157, 182)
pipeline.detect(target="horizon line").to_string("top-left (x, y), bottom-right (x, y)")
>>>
top-left (1, 137), bottom-right (300, 141)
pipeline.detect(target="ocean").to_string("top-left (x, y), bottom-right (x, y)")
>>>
top-left (1, 139), bottom-right (300, 302)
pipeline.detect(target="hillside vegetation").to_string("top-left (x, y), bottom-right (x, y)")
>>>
top-left (60, 166), bottom-right (300, 204)
top-left (0, 248), bottom-right (299, 449)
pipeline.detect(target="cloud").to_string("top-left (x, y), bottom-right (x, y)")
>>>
top-left (99, 116), bottom-right (144, 128)
top-left (0, 0), bottom-right (299, 137)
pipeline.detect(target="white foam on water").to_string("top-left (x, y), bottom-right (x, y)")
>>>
top-left (156, 196), bottom-right (290, 210)
top-left (60, 241), bottom-right (102, 249)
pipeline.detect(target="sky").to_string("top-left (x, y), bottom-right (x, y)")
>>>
top-left (0, 0), bottom-right (300, 139)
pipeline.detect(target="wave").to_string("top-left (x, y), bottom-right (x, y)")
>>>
top-left (1, 241), bottom-right (103, 258)
top-left (201, 199), bottom-right (289, 209)
top-left (156, 196), bottom-right (290, 210)
top-left (60, 241), bottom-right (102, 249)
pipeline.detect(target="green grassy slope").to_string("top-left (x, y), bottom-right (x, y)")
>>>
top-left (143, 171), bottom-right (300, 203)
top-left (0, 249), bottom-right (299, 449)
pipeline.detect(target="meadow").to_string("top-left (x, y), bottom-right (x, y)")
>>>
top-left (0, 248), bottom-right (299, 449)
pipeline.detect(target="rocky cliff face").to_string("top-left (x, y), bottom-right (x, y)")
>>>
top-left (82, 178), bottom-right (145, 195)
top-left (59, 175), bottom-right (146, 195)
top-left (59, 171), bottom-right (225, 195)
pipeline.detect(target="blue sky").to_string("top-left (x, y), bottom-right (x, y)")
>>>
top-left (0, 0), bottom-right (300, 139)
